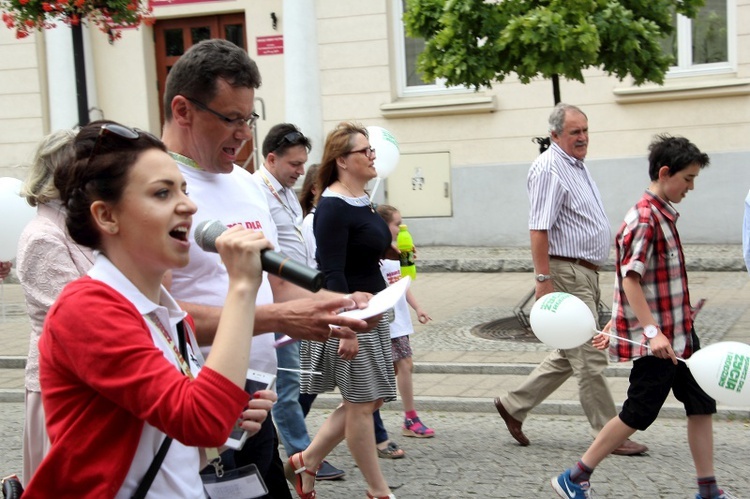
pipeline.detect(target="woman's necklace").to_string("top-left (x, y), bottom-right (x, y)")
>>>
top-left (339, 181), bottom-right (374, 213)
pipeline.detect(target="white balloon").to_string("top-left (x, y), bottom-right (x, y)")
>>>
top-left (686, 341), bottom-right (750, 407)
top-left (0, 177), bottom-right (36, 261)
top-left (529, 292), bottom-right (597, 349)
top-left (366, 125), bottom-right (400, 179)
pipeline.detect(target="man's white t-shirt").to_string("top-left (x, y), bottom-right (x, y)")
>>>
top-left (170, 162), bottom-right (278, 375)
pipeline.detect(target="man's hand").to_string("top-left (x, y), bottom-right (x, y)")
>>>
top-left (534, 280), bottom-right (554, 300)
top-left (271, 295), bottom-right (369, 342)
top-left (592, 320), bottom-right (612, 350)
top-left (239, 390), bottom-right (277, 437)
top-left (592, 332), bottom-right (610, 350)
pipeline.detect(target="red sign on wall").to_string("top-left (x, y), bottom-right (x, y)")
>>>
top-left (151, 0), bottom-right (229, 7)
top-left (257, 35), bottom-right (284, 56)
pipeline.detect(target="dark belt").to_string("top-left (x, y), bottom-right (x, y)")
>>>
top-left (550, 255), bottom-right (600, 272)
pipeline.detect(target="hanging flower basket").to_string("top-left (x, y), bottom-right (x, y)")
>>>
top-left (1, 0), bottom-right (154, 42)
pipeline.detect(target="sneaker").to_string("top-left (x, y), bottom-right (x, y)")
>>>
top-left (316, 460), bottom-right (345, 481)
top-left (551, 469), bottom-right (593, 499)
top-left (695, 491), bottom-right (738, 499)
top-left (402, 417), bottom-right (435, 438)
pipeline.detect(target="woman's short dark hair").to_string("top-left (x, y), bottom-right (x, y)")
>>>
top-left (55, 120), bottom-right (167, 250)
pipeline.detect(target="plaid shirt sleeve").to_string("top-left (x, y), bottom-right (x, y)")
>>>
top-left (610, 191), bottom-right (694, 362)
top-left (611, 198), bottom-right (654, 361)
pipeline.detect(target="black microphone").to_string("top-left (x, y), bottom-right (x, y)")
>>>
top-left (193, 219), bottom-right (324, 293)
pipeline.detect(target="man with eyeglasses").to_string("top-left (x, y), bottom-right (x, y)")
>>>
top-left (252, 123), bottom-right (346, 482)
top-left (161, 39), bottom-right (376, 498)
top-left (493, 103), bottom-right (649, 457)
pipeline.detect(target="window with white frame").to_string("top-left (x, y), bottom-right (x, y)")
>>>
top-left (660, 0), bottom-right (735, 76)
top-left (394, 0), bottom-right (468, 96)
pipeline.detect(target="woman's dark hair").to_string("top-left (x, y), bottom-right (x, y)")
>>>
top-left (55, 120), bottom-right (167, 250)
top-left (299, 163), bottom-right (319, 217)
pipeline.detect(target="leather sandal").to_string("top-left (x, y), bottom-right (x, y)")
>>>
top-left (366, 492), bottom-right (396, 499)
top-left (376, 441), bottom-right (405, 459)
top-left (283, 452), bottom-right (317, 499)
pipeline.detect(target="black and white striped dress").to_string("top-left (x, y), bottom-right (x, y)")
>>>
top-left (300, 191), bottom-right (397, 403)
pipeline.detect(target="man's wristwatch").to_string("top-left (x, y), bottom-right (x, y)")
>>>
top-left (535, 274), bottom-right (552, 282)
top-left (643, 324), bottom-right (659, 339)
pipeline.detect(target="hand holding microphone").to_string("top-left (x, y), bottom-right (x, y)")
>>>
top-left (194, 219), bottom-right (325, 293)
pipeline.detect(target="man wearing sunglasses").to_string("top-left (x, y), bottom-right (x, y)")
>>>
top-left (161, 40), bottom-right (376, 498)
top-left (252, 123), bottom-right (346, 482)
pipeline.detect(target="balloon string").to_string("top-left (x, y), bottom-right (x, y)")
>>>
top-left (369, 178), bottom-right (382, 202)
top-left (277, 367), bottom-right (322, 375)
top-left (595, 330), bottom-right (686, 363)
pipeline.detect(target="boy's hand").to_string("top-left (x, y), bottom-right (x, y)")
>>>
top-left (649, 333), bottom-right (678, 365)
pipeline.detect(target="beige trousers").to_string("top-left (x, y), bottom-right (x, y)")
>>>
top-left (500, 258), bottom-right (617, 434)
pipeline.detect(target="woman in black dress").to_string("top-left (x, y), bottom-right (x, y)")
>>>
top-left (292, 123), bottom-right (397, 499)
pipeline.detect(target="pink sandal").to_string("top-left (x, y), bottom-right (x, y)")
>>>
top-left (402, 417), bottom-right (435, 438)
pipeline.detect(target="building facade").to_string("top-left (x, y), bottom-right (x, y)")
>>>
top-left (1, 0), bottom-right (748, 246)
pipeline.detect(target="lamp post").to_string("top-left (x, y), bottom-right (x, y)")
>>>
top-left (71, 23), bottom-right (89, 126)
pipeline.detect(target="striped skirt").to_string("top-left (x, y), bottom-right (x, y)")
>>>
top-left (300, 317), bottom-right (397, 403)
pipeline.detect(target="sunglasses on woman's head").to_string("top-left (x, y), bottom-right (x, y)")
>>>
top-left (86, 123), bottom-right (155, 167)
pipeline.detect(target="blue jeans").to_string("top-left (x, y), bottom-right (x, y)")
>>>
top-left (373, 409), bottom-right (389, 445)
top-left (273, 335), bottom-right (313, 455)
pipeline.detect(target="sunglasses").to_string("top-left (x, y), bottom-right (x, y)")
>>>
top-left (273, 131), bottom-right (306, 152)
top-left (86, 123), bottom-right (142, 168)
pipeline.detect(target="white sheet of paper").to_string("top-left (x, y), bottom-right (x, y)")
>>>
top-left (273, 276), bottom-right (411, 348)
top-left (338, 275), bottom-right (411, 320)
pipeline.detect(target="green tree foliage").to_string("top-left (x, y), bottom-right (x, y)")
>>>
top-left (404, 0), bottom-right (705, 91)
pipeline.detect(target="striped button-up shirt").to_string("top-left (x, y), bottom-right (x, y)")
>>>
top-left (527, 143), bottom-right (611, 264)
top-left (610, 190), bottom-right (694, 362)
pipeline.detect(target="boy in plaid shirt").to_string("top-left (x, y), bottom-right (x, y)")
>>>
top-left (552, 135), bottom-right (735, 499)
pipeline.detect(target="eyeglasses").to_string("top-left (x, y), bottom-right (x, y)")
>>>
top-left (346, 146), bottom-right (376, 159)
top-left (86, 123), bottom-right (141, 168)
top-left (274, 131), bottom-right (305, 152)
top-left (185, 96), bottom-right (259, 129)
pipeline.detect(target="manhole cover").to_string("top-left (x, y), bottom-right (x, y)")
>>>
top-left (471, 310), bottom-right (612, 343)
top-left (471, 316), bottom-right (541, 343)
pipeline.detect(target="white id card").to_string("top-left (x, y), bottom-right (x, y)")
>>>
top-left (202, 462), bottom-right (267, 499)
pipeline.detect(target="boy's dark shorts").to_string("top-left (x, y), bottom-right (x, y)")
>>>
top-left (619, 331), bottom-right (717, 431)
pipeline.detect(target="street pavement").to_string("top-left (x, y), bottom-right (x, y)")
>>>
top-left (0, 244), bottom-right (749, 497)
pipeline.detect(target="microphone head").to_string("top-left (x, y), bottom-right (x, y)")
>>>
top-left (193, 219), bottom-right (225, 253)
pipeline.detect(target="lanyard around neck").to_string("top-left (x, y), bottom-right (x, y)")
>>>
top-left (146, 313), bottom-right (194, 380)
top-left (259, 170), bottom-right (304, 243)
top-left (169, 151), bottom-right (203, 171)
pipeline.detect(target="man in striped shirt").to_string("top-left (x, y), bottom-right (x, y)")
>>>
top-left (494, 103), bottom-right (648, 456)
